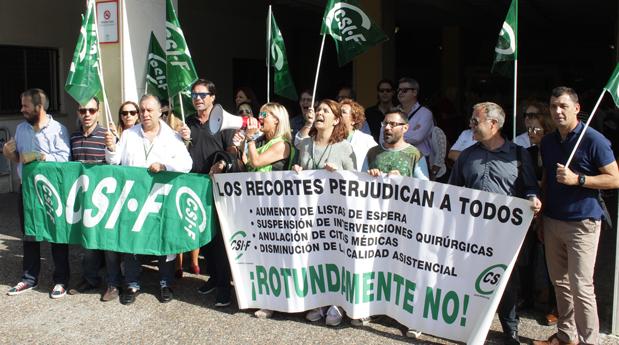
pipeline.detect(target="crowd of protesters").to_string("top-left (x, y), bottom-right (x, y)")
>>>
top-left (3, 78), bottom-right (618, 345)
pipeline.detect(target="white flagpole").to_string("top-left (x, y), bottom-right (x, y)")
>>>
top-left (564, 91), bottom-right (605, 167)
top-left (179, 93), bottom-right (185, 123)
top-left (311, 34), bottom-right (327, 107)
top-left (266, 5), bottom-right (272, 103)
top-left (92, 0), bottom-right (116, 131)
top-left (513, 59), bottom-right (518, 139)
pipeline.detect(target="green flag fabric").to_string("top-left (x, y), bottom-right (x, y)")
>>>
top-left (22, 162), bottom-right (217, 255)
top-left (320, 0), bottom-right (388, 66)
top-left (145, 32), bottom-right (168, 101)
top-left (269, 11), bottom-right (298, 101)
top-left (65, 0), bottom-right (102, 105)
top-left (491, 0), bottom-right (518, 76)
top-left (604, 62), bottom-right (619, 108)
top-left (165, 0), bottom-right (198, 97)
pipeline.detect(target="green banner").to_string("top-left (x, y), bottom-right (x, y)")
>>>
top-left (604, 62), bottom-right (619, 108)
top-left (21, 162), bottom-right (217, 255)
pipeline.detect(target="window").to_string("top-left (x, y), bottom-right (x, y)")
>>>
top-left (0, 45), bottom-right (60, 114)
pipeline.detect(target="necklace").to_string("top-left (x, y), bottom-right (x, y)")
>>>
top-left (310, 140), bottom-right (332, 169)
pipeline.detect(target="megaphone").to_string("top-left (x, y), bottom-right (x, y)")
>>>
top-left (209, 104), bottom-right (250, 134)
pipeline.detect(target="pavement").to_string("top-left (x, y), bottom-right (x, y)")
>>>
top-left (0, 191), bottom-right (618, 345)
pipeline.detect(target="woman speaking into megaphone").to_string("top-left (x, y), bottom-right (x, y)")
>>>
top-left (234, 102), bottom-right (295, 173)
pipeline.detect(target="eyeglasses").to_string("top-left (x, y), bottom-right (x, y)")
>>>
top-left (469, 118), bottom-right (493, 126)
top-left (381, 121), bottom-right (406, 128)
top-left (78, 108), bottom-right (97, 115)
top-left (378, 88), bottom-right (393, 93)
top-left (191, 92), bottom-right (211, 99)
top-left (120, 110), bottom-right (138, 116)
top-left (258, 111), bottom-right (268, 118)
top-left (527, 127), bottom-right (544, 134)
top-left (397, 88), bottom-right (415, 93)
top-left (239, 109), bottom-right (252, 115)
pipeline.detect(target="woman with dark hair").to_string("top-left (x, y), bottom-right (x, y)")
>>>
top-left (117, 101), bottom-right (140, 135)
top-left (236, 101), bottom-right (256, 118)
top-left (234, 86), bottom-right (260, 114)
top-left (292, 99), bottom-right (355, 326)
top-left (520, 102), bottom-right (558, 325)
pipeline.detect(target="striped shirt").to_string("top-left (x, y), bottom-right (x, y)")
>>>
top-left (70, 125), bottom-right (107, 163)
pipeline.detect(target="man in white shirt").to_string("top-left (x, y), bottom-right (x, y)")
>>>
top-left (395, 77), bottom-right (433, 158)
top-left (104, 94), bottom-right (192, 305)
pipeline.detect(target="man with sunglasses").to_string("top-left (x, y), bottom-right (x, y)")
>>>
top-left (3, 88), bottom-right (71, 298)
top-left (179, 79), bottom-right (237, 307)
top-left (365, 79), bottom-right (396, 142)
top-left (67, 97), bottom-right (109, 298)
top-left (395, 77), bottom-right (433, 160)
top-left (449, 102), bottom-right (541, 345)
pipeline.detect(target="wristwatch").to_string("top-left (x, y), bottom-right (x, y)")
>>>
top-left (578, 174), bottom-right (586, 186)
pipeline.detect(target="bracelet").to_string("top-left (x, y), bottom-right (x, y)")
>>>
top-left (246, 137), bottom-right (255, 143)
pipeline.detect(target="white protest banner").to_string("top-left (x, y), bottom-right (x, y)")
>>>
top-left (212, 170), bottom-right (533, 344)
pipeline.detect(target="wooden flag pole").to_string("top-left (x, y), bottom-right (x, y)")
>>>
top-left (311, 34), bottom-right (327, 107)
top-left (565, 91), bottom-right (605, 167)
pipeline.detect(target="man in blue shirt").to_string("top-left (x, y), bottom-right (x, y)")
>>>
top-left (449, 102), bottom-right (541, 345)
top-left (2, 88), bottom-right (71, 299)
top-left (533, 87), bottom-right (619, 345)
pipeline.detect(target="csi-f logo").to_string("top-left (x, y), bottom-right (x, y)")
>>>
top-left (324, 2), bottom-right (371, 43)
top-left (475, 264), bottom-right (507, 295)
top-left (229, 230), bottom-right (251, 261)
top-left (34, 174), bottom-right (63, 223)
top-left (175, 187), bottom-right (207, 241)
top-left (495, 22), bottom-right (516, 56)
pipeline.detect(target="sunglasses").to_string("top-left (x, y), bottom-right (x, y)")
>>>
top-left (161, 111), bottom-right (169, 116)
top-left (239, 109), bottom-right (252, 115)
top-left (79, 108), bottom-right (97, 115)
top-left (191, 92), bottom-right (211, 99)
top-left (381, 121), bottom-right (406, 128)
top-left (527, 127), bottom-right (544, 134)
top-left (378, 88), bottom-right (393, 93)
top-left (397, 87), bottom-right (415, 93)
top-left (120, 110), bottom-right (138, 116)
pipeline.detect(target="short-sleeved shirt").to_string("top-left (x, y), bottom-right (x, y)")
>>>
top-left (541, 121), bottom-right (616, 221)
top-left (367, 144), bottom-right (423, 178)
top-left (186, 115), bottom-right (235, 174)
top-left (14, 114), bottom-right (71, 178)
top-left (70, 125), bottom-right (107, 163)
top-left (449, 139), bottom-right (538, 198)
top-left (450, 129), bottom-right (476, 152)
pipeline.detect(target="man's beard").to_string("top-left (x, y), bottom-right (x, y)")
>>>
top-left (25, 111), bottom-right (41, 125)
top-left (383, 133), bottom-right (399, 145)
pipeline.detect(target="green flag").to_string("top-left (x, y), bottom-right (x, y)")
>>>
top-left (145, 32), bottom-right (168, 101)
top-left (491, 0), bottom-right (518, 76)
top-left (320, 0), bottom-right (388, 66)
top-left (65, 0), bottom-right (102, 105)
top-left (165, 0), bottom-right (198, 97)
top-left (269, 11), bottom-right (297, 101)
top-left (604, 62), bottom-right (619, 107)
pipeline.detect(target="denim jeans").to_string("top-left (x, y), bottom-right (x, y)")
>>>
top-left (124, 254), bottom-right (175, 290)
top-left (104, 251), bottom-right (123, 288)
top-left (498, 268), bottom-right (520, 335)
